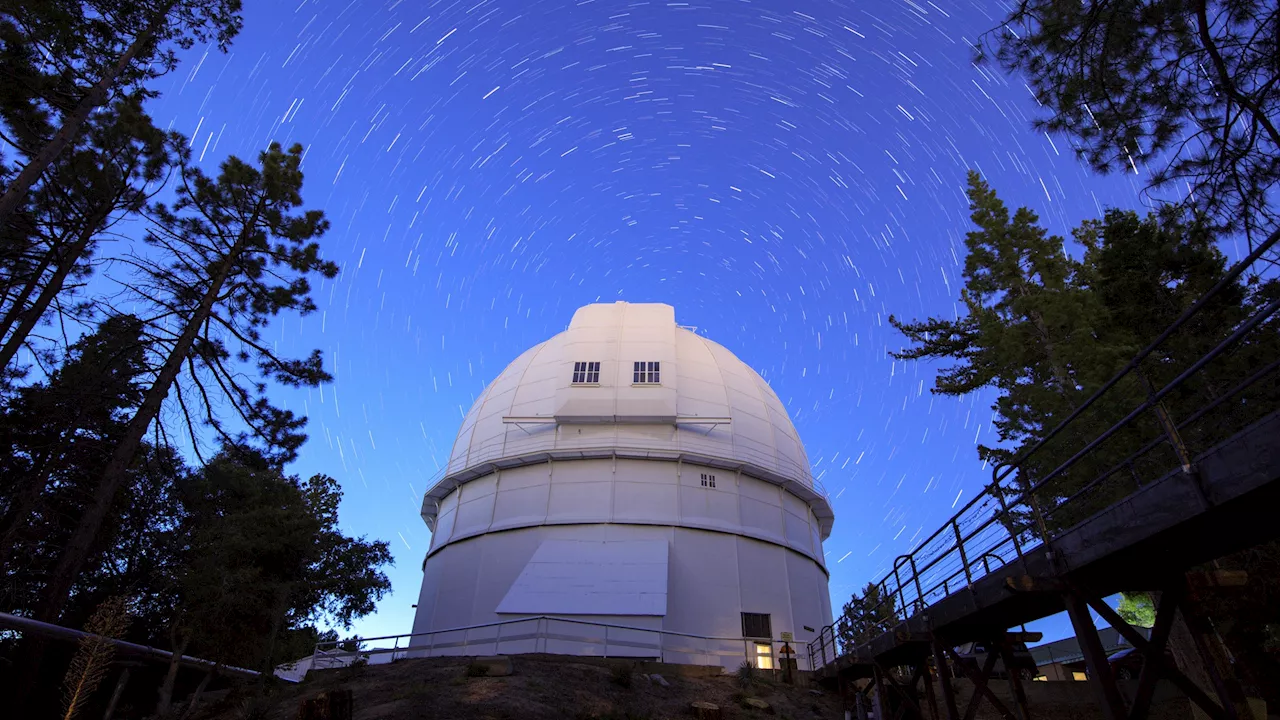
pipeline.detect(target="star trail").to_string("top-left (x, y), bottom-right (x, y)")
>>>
top-left (146, 0), bottom-right (1150, 639)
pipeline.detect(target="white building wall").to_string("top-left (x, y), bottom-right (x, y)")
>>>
top-left (410, 523), bottom-right (832, 668)
top-left (413, 457), bottom-right (833, 669)
top-left (425, 459), bottom-right (826, 568)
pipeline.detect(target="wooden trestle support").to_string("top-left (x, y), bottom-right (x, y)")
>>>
top-left (845, 572), bottom-right (1256, 720)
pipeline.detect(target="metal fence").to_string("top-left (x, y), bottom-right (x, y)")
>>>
top-left (810, 227), bottom-right (1280, 668)
top-left (310, 616), bottom-right (813, 675)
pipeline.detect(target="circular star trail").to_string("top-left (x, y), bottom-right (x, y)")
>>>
top-left (148, 0), bottom-right (1148, 638)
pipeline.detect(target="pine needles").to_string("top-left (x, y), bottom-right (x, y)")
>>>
top-left (61, 597), bottom-right (130, 720)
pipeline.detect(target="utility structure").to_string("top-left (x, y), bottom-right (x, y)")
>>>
top-left (809, 230), bottom-right (1280, 720)
top-left (409, 302), bottom-right (835, 671)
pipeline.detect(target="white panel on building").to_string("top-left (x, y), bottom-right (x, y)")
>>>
top-left (496, 539), bottom-right (669, 615)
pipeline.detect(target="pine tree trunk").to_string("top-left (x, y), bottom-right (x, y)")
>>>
top-left (184, 665), bottom-right (217, 716)
top-left (0, 206), bottom-right (108, 372)
top-left (102, 667), bottom-right (130, 720)
top-left (0, 247), bottom-right (55, 346)
top-left (0, 6), bottom-right (169, 227)
top-left (0, 434), bottom-right (79, 567)
top-left (260, 587), bottom-right (291, 677)
top-left (154, 630), bottom-right (190, 717)
top-left (34, 202), bottom-right (259, 627)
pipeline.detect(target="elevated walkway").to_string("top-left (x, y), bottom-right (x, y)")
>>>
top-left (812, 410), bottom-right (1280, 679)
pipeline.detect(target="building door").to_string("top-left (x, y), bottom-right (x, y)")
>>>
top-left (741, 612), bottom-right (774, 669)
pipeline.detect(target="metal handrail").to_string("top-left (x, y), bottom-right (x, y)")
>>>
top-left (0, 611), bottom-right (270, 681)
top-left (310, 615), bottom-right (812, 676)
top-left (809, 225), bottom-right (1280, 668)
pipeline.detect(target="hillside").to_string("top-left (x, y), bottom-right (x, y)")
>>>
top-left (187, 653), bottom-right (1207, 720)
top-left (194, 654), bottom-right (844, 720)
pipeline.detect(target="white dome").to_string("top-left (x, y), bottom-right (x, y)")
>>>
top-left (421, 301), bottom-right (833, 539)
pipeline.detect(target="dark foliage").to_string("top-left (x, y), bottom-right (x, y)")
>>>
top-left (981, 0), bottom-right (1280, 246)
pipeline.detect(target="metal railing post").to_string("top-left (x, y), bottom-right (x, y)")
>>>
top-left (991, 478), bottom-right (1026, 564)
top-left (908, 556), bottom-right (926, 610)
top-left (952, 520), bottom-right (973, 587)
top-left (494, 622), bottom-right (503, 655)
top-left (1138, 366), bottom-right (1196, 474)
top-left (891, 563), bottom-right (908, 619)
top-left (603, 625), bottom-right (609, 658)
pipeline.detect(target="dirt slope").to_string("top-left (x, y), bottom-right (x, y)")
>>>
top-left (195, 654), bottom-right (843, 720)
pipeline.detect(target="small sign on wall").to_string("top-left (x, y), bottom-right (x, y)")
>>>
top-left (780, 631), bottom-right (793, 641)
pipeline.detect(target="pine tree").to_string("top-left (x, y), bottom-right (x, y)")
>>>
top-left (889, 171), bottom-right (1134, 532)
top-left (981, 0), bottom-right (1280, 245)
top-left (153, 449), bottom-right (390, 713)
top-left (0, 0), bottom-right (243, 226)
top-left (890, 175), bottom-right (1279, 708)
top-left (0, 314), bottom-right (148, 578)
top-left (35, 142), bottom-right (337, 628)
top-left (0, 94), bottom-right (173, 376)
top-left (838, 582), bottom-right (900, 650)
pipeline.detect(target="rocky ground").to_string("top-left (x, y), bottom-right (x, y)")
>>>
top-left (188, 654), bottom-right (1201, 720)
top-left (192, 654), bottom-right (843, 720)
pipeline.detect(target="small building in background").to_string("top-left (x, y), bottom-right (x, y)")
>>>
top-left (1030, 626), bottom-right (1152, 681)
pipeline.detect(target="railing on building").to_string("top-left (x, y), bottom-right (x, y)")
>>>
top-left (809, 228), bottom-right (1280, 669)
top-left (311, 616), bottom-right (812, 676)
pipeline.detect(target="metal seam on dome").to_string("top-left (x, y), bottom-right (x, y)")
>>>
top-left (687, 329), bottom-right (737, 475)
top-left (740, 349), bottom-right (788, 482)
top-left (496, 336), bottom-right (557, 469)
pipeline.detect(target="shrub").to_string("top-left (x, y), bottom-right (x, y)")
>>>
top-left (237, 696), bottom-right (273, 720)
top-left (736, 661), bottom-right (757, 689)
top-left (609, 663), bottom-right (633, 688)
top-left (466, 661), bottom-right (490, 677)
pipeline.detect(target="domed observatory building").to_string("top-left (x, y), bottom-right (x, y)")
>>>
top-left (411, 302), bottom-right (834, 670)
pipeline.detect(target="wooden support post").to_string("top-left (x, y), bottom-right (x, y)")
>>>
top-left (1130, 589), bottom-right (1181, 720)
top-left (932, 639), bottom-right (960, 720)
top-left (873, 665), bottom-right (889, 720)
top-left (1184, 609), bottom-right (1242, 720)
top-left (921, 658), bottom-right (940, 720)
top-left (1087, 590), bottom-right (1229, 720)
top-left (999, 639), bottom-right (1033, 720)
top-left (875, 660), bottom-right (926, 720)
top-left (1063, 590), bottom-right (1127, 720)
top-left (944, 646), bottom-right (1017, 720)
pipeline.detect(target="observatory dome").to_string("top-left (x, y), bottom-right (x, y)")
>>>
top-left (411, 302), bottom-right (835, 670)
top-left (423, 301), bottom-right (833, 538)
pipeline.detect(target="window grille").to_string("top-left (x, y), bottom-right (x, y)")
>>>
top-left (700, 472), bottom-right (716, 488)
top-left (633, 361), bottom-right (660, 384)
top-left (572, 361), bottom-right (601, 384)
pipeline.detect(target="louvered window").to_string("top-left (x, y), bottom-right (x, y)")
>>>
top-left (572, 361), bottom-right (601, 384)
top-left (633, 361), bottom-right (660, 384)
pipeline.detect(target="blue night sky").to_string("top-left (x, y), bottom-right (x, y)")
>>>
top-left (141, 0), bottom-right (1148, 646)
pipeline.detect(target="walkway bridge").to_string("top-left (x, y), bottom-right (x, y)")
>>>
top-left (809, 231), bottom-right (1280, 720)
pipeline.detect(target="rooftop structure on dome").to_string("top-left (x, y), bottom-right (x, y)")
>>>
top-left (410, 301), bottom-right (835, 670)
